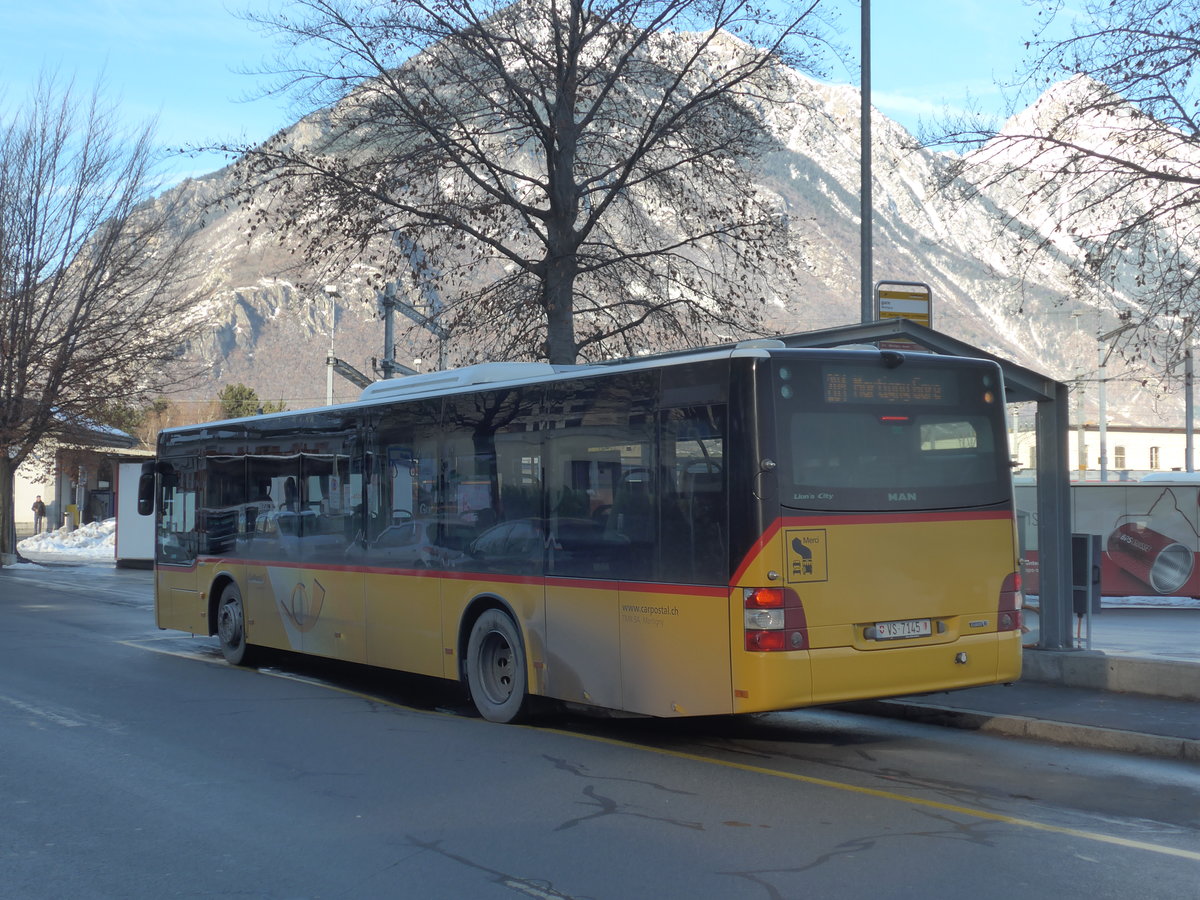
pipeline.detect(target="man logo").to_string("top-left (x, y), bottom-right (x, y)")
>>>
top-left (889, 492), bottom-right (917, 501)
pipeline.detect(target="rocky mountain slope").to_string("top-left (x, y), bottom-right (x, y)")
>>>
top-left (163, 38), bottom-right (1187, 425)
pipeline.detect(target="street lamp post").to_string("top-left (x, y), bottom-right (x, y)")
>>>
top-left (1182, 317), bottom-right (1197, 472)
top-left (323, 285), bottom-right (371, 400)
top-left (325, 286), bottom-right (338, 405)
top-left (860, 0), bottom-right (872, 324)
top-left (1097, 341), bottom-right (1108, 481)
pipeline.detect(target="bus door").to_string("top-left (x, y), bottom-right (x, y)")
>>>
top-left (363, 403), bottom-right (446, 677)
top-left (156, 456), bottom-right (203, 633)
top-left (241, 435), bottom-right (366, 663)
top-left (543, 443), bottom-right (623, 711)
top-left (615, 403), bottom-right (733, 717)
top-left (292, 448), bottom-right (365, 662)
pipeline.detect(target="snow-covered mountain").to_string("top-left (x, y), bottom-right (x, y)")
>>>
top-left (163, 36), bottom-right (1189, 424)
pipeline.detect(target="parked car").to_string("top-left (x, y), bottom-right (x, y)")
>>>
top-left (463, 517), bottom-right (629, 577)
top-left (248, 508), bottom-right (347, 561)
top-left (347, 518), bottom-right (476, 569)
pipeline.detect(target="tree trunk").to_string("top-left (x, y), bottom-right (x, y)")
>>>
top-left (0, 455), bottom-right (17, 565)
top-left (543, 253), bottom-right (578, 365)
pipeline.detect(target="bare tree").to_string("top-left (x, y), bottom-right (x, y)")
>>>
top-left (925, 0), bottom-right (1200, 366)
top-left (231, 0), bottom-right (836, 365)
top-left (0, 73), bottom-right (205, 561)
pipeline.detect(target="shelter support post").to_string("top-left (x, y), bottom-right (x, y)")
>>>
top-left (1036, 381), bottom-right (1074, 650)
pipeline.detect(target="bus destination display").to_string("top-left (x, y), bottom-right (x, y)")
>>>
top-left (823, 367), bottom-right (957, 405)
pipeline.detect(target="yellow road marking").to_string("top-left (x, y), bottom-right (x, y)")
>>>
top-left (539, 728), bottom-right (1200, 862)
top-left (127, 640), bottom-right (1200, 862)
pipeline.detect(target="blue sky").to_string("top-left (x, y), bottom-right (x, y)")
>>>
top-left (2, 1), bottom-right (1055, 187)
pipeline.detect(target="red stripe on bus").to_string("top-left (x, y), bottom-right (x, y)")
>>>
top-left (615, 581), bottom-right (728, 598)
top-left (195, 557), bottom-right (366, 574)
top-left (193, 557), bottom-right (727, 595)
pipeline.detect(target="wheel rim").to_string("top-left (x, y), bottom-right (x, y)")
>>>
top-left (218, 595), bottom-right (244, 650)
top-left (477, 628), bottom-right (515, 705)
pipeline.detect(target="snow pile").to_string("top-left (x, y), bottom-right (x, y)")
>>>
top-left (1103, 595), bottom-right (1200, 609)
top-left (18, 518), bottom-right (117, 561)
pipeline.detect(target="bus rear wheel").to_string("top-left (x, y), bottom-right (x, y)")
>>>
top-left (216, 583), bottom-right (256, 666)
top-left (466, 609), bottom-right (529, 724)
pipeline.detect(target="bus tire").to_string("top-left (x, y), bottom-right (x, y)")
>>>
top-left (466, 609), bottom-right (529, 724)
top-left (216, 582), bottom-right (256, 666)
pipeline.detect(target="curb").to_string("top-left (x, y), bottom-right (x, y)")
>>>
top-left (840, 699), bottom-right (1200, 762)
top-left (1022, 649), bottom-right (1200, 701)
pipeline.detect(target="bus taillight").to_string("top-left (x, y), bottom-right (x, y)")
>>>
top-left (744, 587), bottom-right (784, 608)
top-left (998, 571), bottom-right (1022, 632)
top-left (744, 587), bottom-right (808, 652)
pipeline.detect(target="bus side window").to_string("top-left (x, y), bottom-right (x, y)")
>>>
top-left (611, 467), bottom-right (655, 543)
top-left (157, 459), bottom-right (198, 565)
top-left (660, 406), bottom-right (727, 585)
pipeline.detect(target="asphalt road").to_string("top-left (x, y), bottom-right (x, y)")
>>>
top-left (1, 562), bottom-right (1198, 899)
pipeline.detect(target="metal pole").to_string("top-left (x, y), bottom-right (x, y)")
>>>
top-left (1187, 348), bottom-right (1194, 472)
top-left (74, 466), bottom-right (86, 530)
top-left (381, 282), bottom-right (397, 380)
top-left (1098, 341), bottom-right (1108, 481)
top-left (430, 290), bottom-right (448, 371)
top-left (860, 0), bottom-right (872, 323)
top-left (1075, 366), bottom-right (1086, 476)
top-left (1071, 311), bottom-right (1085, 476)
top-left (326, 289), bottom-right (337, 404)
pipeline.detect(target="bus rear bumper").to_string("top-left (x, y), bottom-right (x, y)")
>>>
top-left (732, 631), bottom-right (1022, 714)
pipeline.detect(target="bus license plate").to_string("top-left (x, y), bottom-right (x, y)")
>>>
top-left (874, 618), bottom-right (931, 640)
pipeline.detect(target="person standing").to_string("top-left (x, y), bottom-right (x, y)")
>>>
top-left (31, 495), bottom-right (46, 534)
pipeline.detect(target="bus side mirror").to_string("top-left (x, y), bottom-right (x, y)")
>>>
top-left (137, 463), bottom-right (156, 516)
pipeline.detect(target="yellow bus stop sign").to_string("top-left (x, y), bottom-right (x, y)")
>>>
top-left (874, 281), bottom-right (932, 328)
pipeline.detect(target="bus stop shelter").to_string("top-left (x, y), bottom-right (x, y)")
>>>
top-left (777, 319), bottom-right (1075, 652)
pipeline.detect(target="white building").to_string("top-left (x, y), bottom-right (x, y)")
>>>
top-left (1011, 424), bottom-right (1200, 482)
top-left (14, 427), bottom-right (142, 533)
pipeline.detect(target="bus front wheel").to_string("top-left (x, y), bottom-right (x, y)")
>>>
top-left (466, 609), bottom-right (529, 724)
top-left (216, 583), bottom-right (256, 666)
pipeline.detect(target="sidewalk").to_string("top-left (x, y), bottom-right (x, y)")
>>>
top-left (841, 624), bottom-right (1200, 762)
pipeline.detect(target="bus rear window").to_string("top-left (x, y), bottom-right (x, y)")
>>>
top-left (776, 359), bottom-right (1010, 512)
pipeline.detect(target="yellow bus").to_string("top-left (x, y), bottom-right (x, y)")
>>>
top-left (139, 342), bottom-right (1021, 722)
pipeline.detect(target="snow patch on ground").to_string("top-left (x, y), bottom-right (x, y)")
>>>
top-left (18, 518), bottom-right (116, 562)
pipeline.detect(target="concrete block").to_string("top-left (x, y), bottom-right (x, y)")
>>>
top-left (1022, 649), bottom-right (1200, 701)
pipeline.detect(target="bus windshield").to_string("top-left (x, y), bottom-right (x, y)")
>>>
top-left (774, 356), bottom-right (1011, 512)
